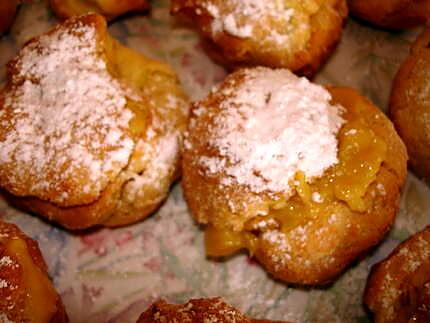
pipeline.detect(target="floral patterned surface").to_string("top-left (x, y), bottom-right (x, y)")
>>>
top-left (0, 1), bottom-right (429, 322)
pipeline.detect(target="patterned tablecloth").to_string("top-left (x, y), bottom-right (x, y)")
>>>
top-left (0, 1), bottom-right (429, 322)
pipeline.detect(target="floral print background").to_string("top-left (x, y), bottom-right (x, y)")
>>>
top-left (0, 1), bottom-right (429, 322)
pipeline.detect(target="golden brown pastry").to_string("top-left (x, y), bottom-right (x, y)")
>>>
top-left (0, 0), bottom-right (19, 35)
top-left (182, 67), bottom-right (407, 285)
top-left (50, 0), bottom-right (149, 21)
top-left (348, 0), bottom-right (430, 29)
top-left (0, 13), bottom-right (189, 229)
top-left (364, 226), bottom-right (430, 323)
top-left (0, 220), bottom-right (68, 322)
top-left (170, 0), bottom-right (348, 77)
top-left (390, 28), bottom-right (430, 183)
top-left (136, 297), bottom-right (286, 322)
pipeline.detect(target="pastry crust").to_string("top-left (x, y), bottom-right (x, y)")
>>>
top-left (136, 297), bottom-right (287, 322)
top-left (170, 0), bottom-right (348, 77)
top-left (50, 0), bottom-right (149, 21)
top-left (0, 220), bottom-right (68, 322)
top-left (364, 226), bottom-right (430, 323)
top-left (348, 0), bottom-right (430, 29)
top-left (0, 14), bottom-right (189, 229)
top-left (182, 68), bottom-right (407, 285)
top-left (390, 28), bottom-right (430, 182)
top-left (0, 0), bottom-right (19, 34)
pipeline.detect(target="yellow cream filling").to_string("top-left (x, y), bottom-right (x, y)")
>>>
top-left (205, 104), bottom-right (387, 257)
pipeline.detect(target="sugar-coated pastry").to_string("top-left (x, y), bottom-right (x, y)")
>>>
top-left (136, 297), bottom-right (287, 322)
top-left (0, 14), bottom-right (189, 229)
top-left (364, 226), bottom-right (430, 323)
top-left (348, 0), bottom-right (430, 29)
top-left (0, 220), bottom-right (68, 322)
top-left (182, 67), bottom-right (407, 285)
top-left (0, 0), bottom-right (19, 35)
top-left (170, 0), bottom-right (348, 76)
top-left (50, 0), bottom-right (149, 21)
top-left (390, 28), bottom-right (430, 183)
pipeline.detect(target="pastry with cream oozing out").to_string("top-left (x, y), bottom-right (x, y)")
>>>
top-left (0, 13), bottom-right (189, 230)
top-left (0, 0), bottom-right (19, 35)
top-left (182, 67), bottom-right (407, 285)
top-left (50, 0), bottom-right (149, 21)
top-left (170, 0), bottom-right (348, 77)
top-left (136, 297), bottom-right (287, 323)
top-left (364, 226), bottom-right (430, 323)
top-left (0, 220), bottom-right (68, 323)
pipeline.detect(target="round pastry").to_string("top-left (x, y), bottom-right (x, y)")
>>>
top-left (182, 67), bottom-right (407, 285)
top-left (0, 13), bottom-right (189, 229)
top-left (137, 297), bottom-right (286, 322)
top-left (0, 0), bottom-right (19, 35)
top-left (170, 0), bottom-right (348, 77)
top-left (50, 0), bottom-right (149, 21)
top-left (364, 226), bottom-right (430, 323)
top-left (348, 0), bottom-right (430, 29)
top-left (0, 220), bottom-right (68, 322)
top-left (390, 28), bottom-right (430, 183)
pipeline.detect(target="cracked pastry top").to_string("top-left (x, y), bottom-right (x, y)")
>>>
top-left (182, 67), bottom-right (407, 285)
top-left (50, 0), bottom-right (150, 21)
top-left (0, 220), bottom-right (68, 323)
top-left (364, 226), bottom-right (430, 323)
top-left (0, 13), bottom-right (189, 229)
top-left (170, 0), bottom-right (348, 76)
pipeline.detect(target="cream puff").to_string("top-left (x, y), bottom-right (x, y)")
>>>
top-left (348, 0), bottom-right (430, 29)
top-left (170, 0), bottom-right (348, 76)
top-left (364, 226), bottom-right (430, 323)
top-left (182, 67), bottom-right (407, 285)
top-left (390, 28), bottom-right (430, 183)
top-left (137, 297), bottom-right (287, 322)
top-left (0, 220), bottom-right (68, 322)
top-left (0, 13), bottom-right (189, 229)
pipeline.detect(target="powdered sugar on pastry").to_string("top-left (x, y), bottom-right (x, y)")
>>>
top-left (0, 16), bottom-right (135, 206)
top-left (190, 67), bottom-right (345, 196)
top-left (202, 0), bottom-right (312, 46)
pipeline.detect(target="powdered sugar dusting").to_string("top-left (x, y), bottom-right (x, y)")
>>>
top-left (190, 68), bottom-right (344, 196)
top-left (374, 229), bottom-right (430, 320)
top-left (204, 0), bottom-right (295, 41)
top-left (0, 16), bottom-right (135, 205)
top-left (262, 230), bottom-right (291, 269)
top-left (0, 256), bottom-right (13, 267)
top-left (124, 131), bottom-right (180, 200)
top-left (148, 298), bottom-right (249, 322)
top-left (0, 279), bottom-right (8, 289)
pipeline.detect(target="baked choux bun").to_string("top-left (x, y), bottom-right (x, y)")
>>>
top-left (364, 226), bottom-right (430, 323)
top-left (348, 0), bottom-right (430, 29)
top-left (390, 28), bottom-right (430, 183)
top-left (170, 0), bottom-right (348, 77)
top-left (0, 220), bottom-right (68, 322)
top-left (0, 13), bottom-right (189, 229)
top-left (0, 0), bottom-right (19, 35)
top-left (50, 0), bottom-right (149, 21)
top-left (182, 67), bottom-right (407, 285)
top-left (136, 297), bottom-right (287, 322)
